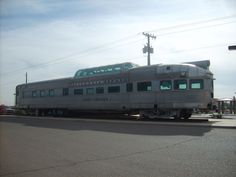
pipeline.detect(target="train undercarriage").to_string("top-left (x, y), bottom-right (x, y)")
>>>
top-left (18, 107), bottom-right (193, 120)
top-left (139, 109), bottom-right (193, 120)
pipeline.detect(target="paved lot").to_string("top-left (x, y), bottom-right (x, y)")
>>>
top-left (1, 115), bottom-right (236, 177)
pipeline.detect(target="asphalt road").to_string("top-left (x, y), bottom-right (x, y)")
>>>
top-left (0, 116), bottom-right (236, 177)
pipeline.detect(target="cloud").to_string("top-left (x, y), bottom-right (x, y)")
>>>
top-left (0, 0), bottom-right (51, 17)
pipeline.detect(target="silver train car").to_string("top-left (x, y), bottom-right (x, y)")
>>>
top-left (16, 60), bottom-right (214, 119)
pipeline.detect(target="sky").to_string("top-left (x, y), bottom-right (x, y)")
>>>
top-left (0, 0), bottom-right (236, 105)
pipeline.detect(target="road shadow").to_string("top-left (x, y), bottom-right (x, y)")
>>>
top-left (0, 115), bottom-right (212, 136)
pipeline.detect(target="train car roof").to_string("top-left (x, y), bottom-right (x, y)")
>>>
top-left (128, 60), bottom-right (212, 77)
top-left (16, 77), bottom-right (72, 88)
top-left (183, 60), bottom-right (210, 70)
top-left (74, 62), bottom-right (139, 79)
top-left (16, 60), bottom-right (212, 87)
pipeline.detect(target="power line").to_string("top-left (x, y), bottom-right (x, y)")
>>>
top-left (2, 15), bottom-right (236, 76)
top-left (2, 34), bottom-right (141, 76)
top-left (157, 21), bottom-right (236, 36)
top-left (157, 43), bottom-right (236, 55)
top-left (3, 17), bottom-right (234, 76)
top-left (0, 55), bottom-right (145, 87)
top-left (147, 15), bottom-right (236, 33)
top-left (1, 42), bottom-right (234, 88)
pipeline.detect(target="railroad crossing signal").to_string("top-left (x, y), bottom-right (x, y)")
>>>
top-left (143, 32), bottom-right (156, 66)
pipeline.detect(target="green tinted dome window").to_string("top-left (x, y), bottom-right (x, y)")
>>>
top-left (74, 62), bottom-right (138, 79)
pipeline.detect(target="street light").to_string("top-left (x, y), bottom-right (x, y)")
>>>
top-left (228, 45), bottom-right (236, 50)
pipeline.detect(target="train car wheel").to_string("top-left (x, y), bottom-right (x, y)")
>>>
top-left (183, 113), bottom-right (192, 120)
top-left (174, 115), bottom-right (181, 120)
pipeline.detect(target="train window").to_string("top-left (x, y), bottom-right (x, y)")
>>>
top-left (32, 90), bottom-right (37, 97)
top-left (174, 80), bottom-right (187, 90)
top-left (74, 88), bottom-right (83, 95)
top-left (108, 86), bottom-right (120, 93)
top-left (49, 89), bottom-right (55, 96)
top-left (137, 82), bottom-right (152, 91)
top-left (126, 83), bottom-right (133, 92)
top-left (40, 90), bottom-right (45, 97)
top-left (160, 80), bottom-right (172, 90)
top-left (190, 79), bottom-right (203, 89)
top-left (86, 88), bottom-right (94, 95)
top-left (96, 87), bottom-right (104, 94)
top-left (45, 90), bottom-right (49, 97)
top-left (63, 88), bottom-right (69, 96)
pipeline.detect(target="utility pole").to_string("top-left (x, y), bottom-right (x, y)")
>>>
top-left (25, 72), bottom-right (28, 85)
top-left (143, 32), bottom-right (156, 66)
